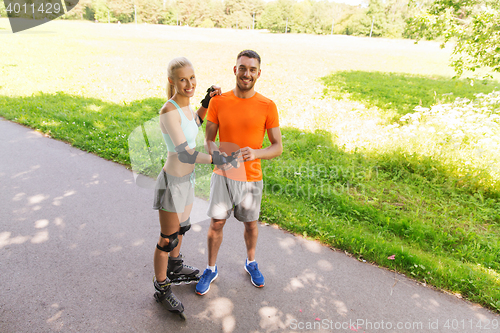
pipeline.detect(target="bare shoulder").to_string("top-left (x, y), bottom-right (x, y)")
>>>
top-left (159, 101), bottom-right (181, 133)
top-left (159, 101), bottom-right (177, 115)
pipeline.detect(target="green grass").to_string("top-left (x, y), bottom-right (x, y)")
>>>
top-left (0, 92), bottom-right (163, 163)
top-left (0, 92), bottom-right (216, 198)
top-left (2, 20), bottom-right (500, 312)
top-left (321, 71), bottom-right (499, 121)
top-left (6, 91), bottom-right (498, 309)
top-left (260, 128), bottom-right (500, 311)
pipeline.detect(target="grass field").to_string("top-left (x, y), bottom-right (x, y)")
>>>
top-left (1, 18), bottom-right (500, 312)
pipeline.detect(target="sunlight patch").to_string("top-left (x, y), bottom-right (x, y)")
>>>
top-left (35, 219), bottom-right (49, 229)
top-left (28, 194), bottom-right (49, 205)
top-left (31, 230), bottom-right (49, 244)
top-left (86, 104), bottom-right (102, 113)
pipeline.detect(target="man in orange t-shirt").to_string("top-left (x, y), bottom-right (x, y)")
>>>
top-left (195, 50), bottom-right (283, 295)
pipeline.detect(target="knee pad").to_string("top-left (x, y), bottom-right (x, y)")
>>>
top-left (179, 218), bottom-right (191, 236)
top-left (156, 231), bottom-right (179, 252)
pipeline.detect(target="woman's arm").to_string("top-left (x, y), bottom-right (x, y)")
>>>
top-left (195, 85), bottom-right (221, 126)
top-left (160, 104), bottom-right (212, 165)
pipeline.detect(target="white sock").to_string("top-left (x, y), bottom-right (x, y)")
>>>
top-left (208, 265), bottom-right (216, 272)
top-left (246, 258), bottom-right (255, 264)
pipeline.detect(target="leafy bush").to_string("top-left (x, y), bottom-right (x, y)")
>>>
top-left (200, 18), bottom-right (215, 28)
top-left (383, 91), bottom-right (500, 193)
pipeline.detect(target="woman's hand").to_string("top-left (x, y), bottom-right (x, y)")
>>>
top-left (210, 85), bottom-right (221, 97)
top-left (201, 85), bottom-right (221, 108)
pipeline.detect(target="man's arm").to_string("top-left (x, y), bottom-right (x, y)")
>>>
top-left (204, 120), bottom-right (220, 155)
top-left (240, 127), bottom-right (283, 161)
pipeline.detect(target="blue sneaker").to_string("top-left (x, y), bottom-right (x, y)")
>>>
top-left (245, 259), bottom-right (265, 287)
top-left (195, 266), bottom-right (218, 295)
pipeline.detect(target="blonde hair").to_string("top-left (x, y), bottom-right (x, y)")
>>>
top-left (167, 57), bottom-right (193, 99)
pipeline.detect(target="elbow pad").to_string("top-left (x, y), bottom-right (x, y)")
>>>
top-left (175, 141), bottom-right (199, 164)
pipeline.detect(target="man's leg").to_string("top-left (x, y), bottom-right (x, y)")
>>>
top-left (197, 173), bottom-right (232, 295)
top-left (196, 218), bottom-right (225, 295)
top-left (207, 218), bottom-right (226, 266)
top-left (234, 180), bottom-right (265, 287)
top-left (243, 220), bottom-right (264, 287)
top-left (243, 220), bottom-right (258, 261)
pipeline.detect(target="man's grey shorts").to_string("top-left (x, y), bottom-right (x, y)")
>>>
top-left (153, 169), bottom-right (195, 213)
top-left (207, 173), bottom-right (263, 222)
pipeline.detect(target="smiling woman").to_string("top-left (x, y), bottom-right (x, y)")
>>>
top-left (150, 56), bottom-right (223, 319)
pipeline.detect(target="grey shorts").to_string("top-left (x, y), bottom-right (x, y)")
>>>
top-left (207, 173), bottom-right (263, 222)
top-left (153, 169), bottom-right (195, 213)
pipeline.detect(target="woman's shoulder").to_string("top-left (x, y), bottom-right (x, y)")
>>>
top-left (159, 100), bottom-right (178, 115)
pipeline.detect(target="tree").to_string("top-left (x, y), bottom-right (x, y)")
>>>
top-left (344, 9), bottom-right (371, 35)
top-left (92, 0), bottom-right (115, 23)
top-left (136, 0), bottom-right (165, 24)
top-left (308, 0), bottom-right (332, 34)
top-left (341, 0), bottom-right (392, 37)
top-left (384, 0), bottom-right (411, 37)
top-left (159, 0), bottom-right (178, 25)
top-left (176, 0), bottom-right (197, 25)
top-left (406, 0), bottom-right (500, 77)
top-left (366, 0), bottom-right (388, 36)
top-left (109, 0), bottom-right (134, 23)
top-left (0, 1), bottom-right (7, 18)
top-left (258, 1), bottom-right (287, 32)
top-left (224, 0), bottom-right (253, 28)
top-left (209, 0), bottom-right (226, 27)
top-left (62, 0), bottom-right (93, 20)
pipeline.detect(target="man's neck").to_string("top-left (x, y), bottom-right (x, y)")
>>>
top-left (233, 87), bottom-right (256, 99)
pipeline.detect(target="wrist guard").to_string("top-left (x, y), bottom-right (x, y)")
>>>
top-left (201, 86), bottom-right (216, 109)
top-left (211, 151), bottom-right (227, 166)
top-left (211, 151), bottom-right (239, 167)
top-left (195, 113), bottom-right (204, 127)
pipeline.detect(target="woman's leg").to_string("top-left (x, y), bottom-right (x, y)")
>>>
top-left (154, 209), bottom-right (180, 282)
top-left (152, 209), bottom-right (185, 315)
top-left (169, 204), bottom-right (193, 258)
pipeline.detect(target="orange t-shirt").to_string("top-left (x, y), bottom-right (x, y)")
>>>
top-left (207, 90), bottom-right (280, 182)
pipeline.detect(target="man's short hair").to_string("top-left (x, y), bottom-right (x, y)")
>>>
top-left (237, 50), bottom-right (261, 65)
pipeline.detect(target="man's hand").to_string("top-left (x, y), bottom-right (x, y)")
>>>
top-left (240, 147), bottom-right (257, 161)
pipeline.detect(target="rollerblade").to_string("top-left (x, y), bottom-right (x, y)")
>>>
top-left (167, 253), bottom-right (200, 285)
top-left (154, 277), bottom-right (186, 320)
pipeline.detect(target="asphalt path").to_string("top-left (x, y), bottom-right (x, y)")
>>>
top-left (1, 117), bottom-right (498, 333)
